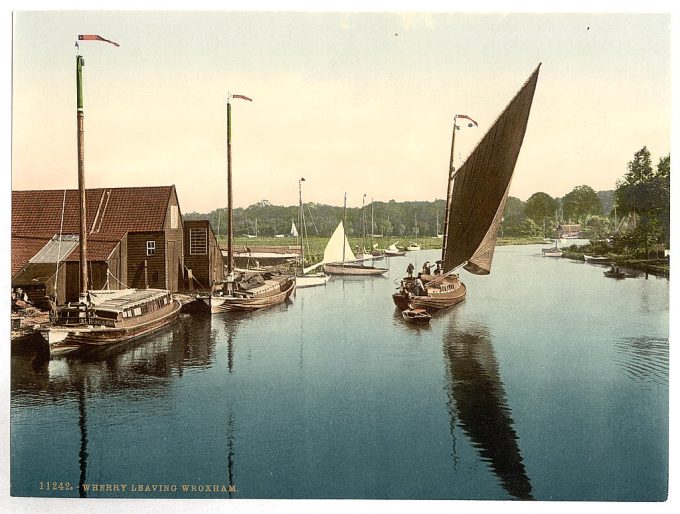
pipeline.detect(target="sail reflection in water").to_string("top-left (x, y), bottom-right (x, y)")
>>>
top-left (442, 320), bottom-right (533, 500)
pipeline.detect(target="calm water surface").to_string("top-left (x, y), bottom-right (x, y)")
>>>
top-left (10, 244), bottom-right (669, 500)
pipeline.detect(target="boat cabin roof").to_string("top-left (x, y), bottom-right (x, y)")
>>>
top-left (90, 289), bottom-right (170, 313)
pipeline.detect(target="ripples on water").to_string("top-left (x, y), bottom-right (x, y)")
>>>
top-left (612, 336), bottom-right (669, 387)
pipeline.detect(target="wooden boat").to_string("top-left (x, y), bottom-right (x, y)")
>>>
top-left (401, 307), bottom-right (431, 324)
top-left (200, 273), bottom-right (295, 313)
top-left (320, 196), bottom-right (388, 276)
top-left (393, 65), bottom-right (540, 313)
top-left (584, 254), bottom-right (610, 263)
top-left (40, 289), bottom-right (182, 353)
top-left (296, 273), bottom-right (331, 288)
top-left (541, 246), bottom-right (563, 257)
top-left (199, 94), bottom-right (296, 312)
top-left (405, 242), bottom-right (421, 251)
top-left (39, 39), bottom-right (180, 356)
top-left (604, 266), bottom-right (626, 279)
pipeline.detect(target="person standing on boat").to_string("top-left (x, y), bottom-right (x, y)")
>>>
top-left (406, 263), bottom-right (415, 277)
top-left (422, 261), bottom-right (432, 275)
top-left (414, 274), bottom-right (425, 296)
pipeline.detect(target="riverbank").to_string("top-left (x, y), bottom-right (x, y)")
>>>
top-left (562, 246), bottom-right (669, 277)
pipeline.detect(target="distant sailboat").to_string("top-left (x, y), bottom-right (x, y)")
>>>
top-left (295, 177), bottom-right (330, 288)
top-left (322, 194), bottom-right (388, 276)
top-left (394, 65), bottom-right (540, 312)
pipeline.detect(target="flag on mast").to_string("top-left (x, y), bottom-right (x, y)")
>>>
top-left (232, 94), bottom-right (253, 102)
top-left (78, 34), bottom-right (120, 47)
top-left (456, 114), bottom-right (478, 127)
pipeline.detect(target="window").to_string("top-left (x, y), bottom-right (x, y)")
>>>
top-left (146, 240), bottom-right (156, 256)
top-left (189, 228), bottom-right (208, 255)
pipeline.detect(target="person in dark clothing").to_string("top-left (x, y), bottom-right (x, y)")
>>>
top-left (406, 263), bottom-right (415, 277)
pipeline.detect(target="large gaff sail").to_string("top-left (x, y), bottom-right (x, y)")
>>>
top-left (443, 64), bottom-right (540, 274)
top-left (323, 221), bottom-right (356, 264)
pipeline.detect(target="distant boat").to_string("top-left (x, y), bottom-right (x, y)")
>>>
top-left (405, 242), bottom-right (421, 251)
top-left (542, 240), bottom-right (562, 257)
top-left (295, 177), bottom-right (330, 288)
top-left (321, 221), bottom-right (388, 276)
top-left (384, 243), bottom-right (406, 257)
top-left (583, 254), bottom-right (610, 263)
top-left (321, 194), bottom-right (388, 276)
top-left (198, 94), bottom-right (295, 313)
top-left (604, 266), bottom-right (626, 279)
top-left (393, 65), bottom-right (540, 312)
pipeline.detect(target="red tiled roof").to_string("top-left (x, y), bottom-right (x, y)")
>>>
top-left (11, 186), bottom-right (176, 277)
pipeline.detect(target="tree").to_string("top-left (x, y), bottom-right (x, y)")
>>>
top-left (615, 149), bottom-right (670, 253)
top-left (524, 192), bottom-right (558, 224)
top-left (562, 185), bottom-right (602, 222)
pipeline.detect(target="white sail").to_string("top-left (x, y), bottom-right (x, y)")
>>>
top-left (323, 221), bottom-right (356, 263)
top-left (290, 221), bottom-right (299, 237)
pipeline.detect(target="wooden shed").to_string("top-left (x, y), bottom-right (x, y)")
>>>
top-left (12, 185), bottom-right (185, 304)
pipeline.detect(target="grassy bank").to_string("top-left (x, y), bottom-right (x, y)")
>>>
top-left (561, 245), bottom-right (669, 277)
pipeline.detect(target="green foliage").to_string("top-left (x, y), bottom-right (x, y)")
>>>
top-left (524, 192), bottom-right (558, 223)
top-left (562, 185), bottom-right (602, 222)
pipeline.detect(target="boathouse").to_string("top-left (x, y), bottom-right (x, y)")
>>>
top-left (183, 219), bottom-right (224, 291)
top-left (557, 223), bottom-right (582, 238)
top-left (11, 186), bottom-right (184, 306)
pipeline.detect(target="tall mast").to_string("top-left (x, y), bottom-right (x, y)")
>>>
top-left (362, 193), bottom-right (366, 252)
top-left (441, 115), bottom-right (458, 263)
top-left (76, 52), bottom-right (88, 297)
top-left (370, 197), bottom-right (374, 248)
top-left (342, 193), bottom-right (347, 263)
top-left (226, 100), bottom-right (234, 276)
top-left (299, 177), bottom-right (305, 272)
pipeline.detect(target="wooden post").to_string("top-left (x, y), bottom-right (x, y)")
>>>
top-left (144, 260), bottom-right (149, 289)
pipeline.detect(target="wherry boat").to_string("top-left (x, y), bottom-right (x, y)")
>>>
top-left (40, 36), bottom-right (181, 356)
top-left (199, 94), bottom-right (295, 313)
top-left (393, 65), bottom-right (540, 312)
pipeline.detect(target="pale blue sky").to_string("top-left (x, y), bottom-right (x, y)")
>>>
top-left (11, 10), bottom-right (672, 212)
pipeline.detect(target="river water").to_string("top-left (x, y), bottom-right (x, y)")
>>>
top-left (10, 244), bottom-right (669, 501)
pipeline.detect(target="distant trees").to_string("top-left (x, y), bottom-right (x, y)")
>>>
top-left (525, 192), bottom-right (558, 224)
top-left (614, 147), bottom-right (670, 253)
top-left (562, 185), bottom-right (602, 222)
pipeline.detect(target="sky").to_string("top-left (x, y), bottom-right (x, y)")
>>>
top-left (10, 10), bottom-right (672, 213)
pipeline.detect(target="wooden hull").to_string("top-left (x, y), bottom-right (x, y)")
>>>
top-left (203, 277), bottom-right (295, 313)
top-left (402, 308), bottom-right (431, 323)
top-left (323, 263), bottom-right (388, 276)
top-left (384, 250), bottom-right (406, 256)
top-left (40, 299), bottom-right (182, 355)
top-left (296, 273), bottom-right (331, 288)
top-left (392, 279), bottom-right (467, 312)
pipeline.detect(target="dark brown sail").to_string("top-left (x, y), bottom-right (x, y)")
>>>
top-left (443, 65), bottom-right (540, 274)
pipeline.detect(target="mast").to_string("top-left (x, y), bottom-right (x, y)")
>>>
top-left (76, 52), bottom-right (88, 297)
top-left (226, 100), bottom-right (234, 276)
top-left (299, 177), bottom-right (305, 272)
top-left (362, 193), bottom-right (366, 252)
top-left (342, 193), bottom-right (347, 263)
top-left (441, 115), bottom-right (458, 263)
top-left (370, 198), bottom-right (374, 248)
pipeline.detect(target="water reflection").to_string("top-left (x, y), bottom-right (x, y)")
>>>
top-left (613, 336), bottom-right (669, 387)
top-left (77, 376), bottom-right (88, 498)
top-left (442, 319), bottom-right (533, 500)
top-left (11, 313), bottom-right (218, 405)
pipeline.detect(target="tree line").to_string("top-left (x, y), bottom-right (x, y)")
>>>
top-left (184, 147), bottom-right (669, 248)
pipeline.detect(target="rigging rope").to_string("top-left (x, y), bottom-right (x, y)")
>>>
top-left (53, 189), bottom-right (68, 292)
